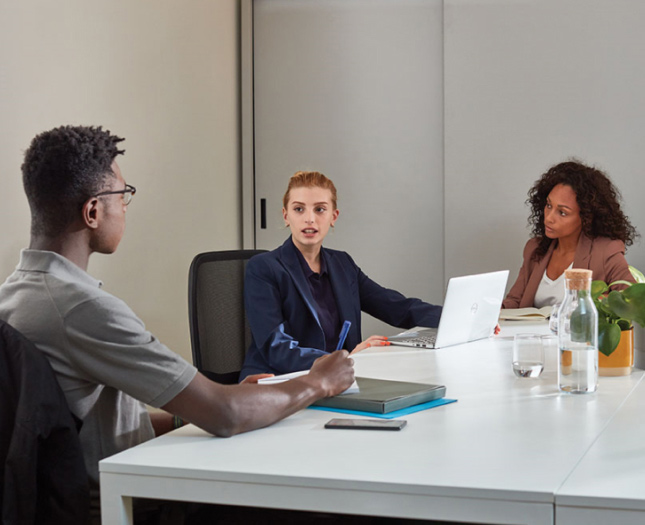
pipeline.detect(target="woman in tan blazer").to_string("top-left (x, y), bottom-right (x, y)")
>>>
top-left (503, 161), bottom-right (638, 309)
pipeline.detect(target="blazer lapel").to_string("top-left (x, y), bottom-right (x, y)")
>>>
top-left (522, 241), bottom-right (556, 307)
top-left (325, 249), bottom-right (356, 327)
top-left (573, 234), bottom-right (593, 269)
top-left (278, 237), bottom-right (322, 327)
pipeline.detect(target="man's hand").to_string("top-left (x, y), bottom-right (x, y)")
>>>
top-left (163, 352), bottom-right (353, 438)
top-left (307, 350), bottom-right (355, 397)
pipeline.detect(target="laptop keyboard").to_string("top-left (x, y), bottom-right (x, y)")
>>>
top-left (404, 334), bottom-right (437, 347)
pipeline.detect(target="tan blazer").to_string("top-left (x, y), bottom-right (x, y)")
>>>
top-left (503, 235), bottom-right (633, 309)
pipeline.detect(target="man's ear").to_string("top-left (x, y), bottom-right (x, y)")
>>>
top-left (82, 198), bottom-right (100, 230)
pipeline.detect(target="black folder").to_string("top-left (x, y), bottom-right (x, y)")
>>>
top-left (311, 377), bottom-right (446, 414)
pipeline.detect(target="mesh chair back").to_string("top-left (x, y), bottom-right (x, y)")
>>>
top-left (188, 250), bottom-right (266, 384)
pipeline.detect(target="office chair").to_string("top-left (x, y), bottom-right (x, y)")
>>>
top-left (0, 320), bottom-right (89, 524)
top-left (188, 250), bottom-right (267, 384)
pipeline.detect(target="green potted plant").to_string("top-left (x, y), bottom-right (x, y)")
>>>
top-left (591, 266), bottom-right (645, 375)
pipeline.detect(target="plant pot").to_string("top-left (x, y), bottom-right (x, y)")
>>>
top-left (598, 327), bottom-right (634, 376)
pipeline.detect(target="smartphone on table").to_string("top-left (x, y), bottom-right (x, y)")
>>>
top-left (324, 418), bottom-right (407, 431)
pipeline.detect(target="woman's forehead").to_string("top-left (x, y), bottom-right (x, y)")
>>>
top-left (288, 186), bottom-right (333, 203)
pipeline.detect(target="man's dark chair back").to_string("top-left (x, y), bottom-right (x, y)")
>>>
top-left (0, 320), bottom-right (89, 525)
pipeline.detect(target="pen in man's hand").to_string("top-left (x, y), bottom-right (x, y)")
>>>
top-left (336, 320), bottom-right (352, 350)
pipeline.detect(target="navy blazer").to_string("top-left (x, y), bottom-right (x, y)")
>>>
top-left (240, 237), bottom-right (442, 379)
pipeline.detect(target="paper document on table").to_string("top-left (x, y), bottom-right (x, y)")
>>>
top-left (258, 370), bottom-right (359, 395)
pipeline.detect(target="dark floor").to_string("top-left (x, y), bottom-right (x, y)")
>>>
top-left (134, 499), bottom-right (481, 525)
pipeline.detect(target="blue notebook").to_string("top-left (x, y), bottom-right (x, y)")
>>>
top-left (309, 397), bottom-right (457, 419)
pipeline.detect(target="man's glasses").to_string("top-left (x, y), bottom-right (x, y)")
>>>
top-left (95, 184), bottom-right (137, 205)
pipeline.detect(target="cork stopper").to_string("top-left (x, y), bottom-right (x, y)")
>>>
top-left (564, 268), bottom-right (593, 290)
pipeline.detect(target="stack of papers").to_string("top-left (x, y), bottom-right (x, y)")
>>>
top-left (258, 370), bottom-right (360, 395)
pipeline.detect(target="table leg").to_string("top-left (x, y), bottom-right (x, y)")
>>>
top-left (100, 473), bottom-right (133, 525)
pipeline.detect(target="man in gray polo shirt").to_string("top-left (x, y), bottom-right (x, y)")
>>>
top-left (0, 125), bottom-right (355, 519)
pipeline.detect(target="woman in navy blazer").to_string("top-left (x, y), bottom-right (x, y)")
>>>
top-left (240, 171), bottom-right (442, 380)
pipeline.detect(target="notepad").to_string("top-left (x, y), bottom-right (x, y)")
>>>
top-left (499, 306), bottom-right (553, 321)
top-left (258, 370), bottom-right (359, 395)
top-left (311, 377), bottom-right (446, 414)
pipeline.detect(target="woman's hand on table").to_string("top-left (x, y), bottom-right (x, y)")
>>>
top-left (241, 373), bottom-right (275, 384)
top-left (350, 335), bottom-right (390, 355)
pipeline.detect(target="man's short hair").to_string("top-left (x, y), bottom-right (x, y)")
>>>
top-left (22, 125), bottom-right (125, 237)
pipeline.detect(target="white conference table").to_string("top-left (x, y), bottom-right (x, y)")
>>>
top-left (555, 368), bottom-right (645, 525)
top-left (100, 322), bottom-right (644, 525)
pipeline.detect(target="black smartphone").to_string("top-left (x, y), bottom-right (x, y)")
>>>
top-left (324, 418), bottom-right (407, 431)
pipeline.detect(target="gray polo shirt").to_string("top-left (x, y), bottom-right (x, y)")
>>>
top-left (0, 250), bottom-right (197, 493)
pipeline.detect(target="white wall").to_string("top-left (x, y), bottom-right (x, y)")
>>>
top-left (0, 0), bottom-right (242, 363)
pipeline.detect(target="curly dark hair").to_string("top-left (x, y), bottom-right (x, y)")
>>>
top-left (527, 160), bottom-right (638, 259)
top-left (22, 125), bottom-right (125, 237)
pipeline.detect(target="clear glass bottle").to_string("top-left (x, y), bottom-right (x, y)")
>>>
top-left (557, 269), bottom-right (598, 394)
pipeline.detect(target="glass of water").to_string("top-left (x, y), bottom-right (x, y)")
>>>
top-left (512, 333), bottom-right (545, 378)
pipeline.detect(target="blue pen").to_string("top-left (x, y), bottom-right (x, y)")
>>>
top-left (336, 320), bottom-right (352, 350)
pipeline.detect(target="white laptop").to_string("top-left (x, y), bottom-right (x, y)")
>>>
top-left (388, 270), bottom-right (509, 349)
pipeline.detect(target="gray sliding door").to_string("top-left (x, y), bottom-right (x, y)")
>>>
top-left (250, 0), bottom-right (444, 337)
